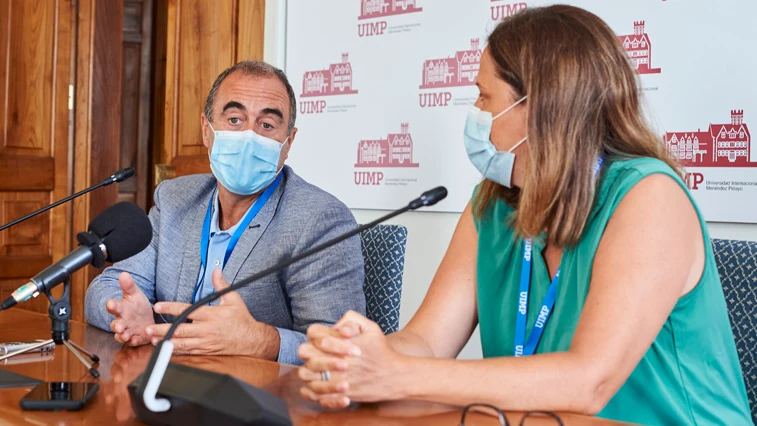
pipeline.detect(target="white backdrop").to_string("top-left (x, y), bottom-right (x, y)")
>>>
top-left (286, 0), bottom-right (757, 222)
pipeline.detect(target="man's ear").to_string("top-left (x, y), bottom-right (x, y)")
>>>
top-left (278, 128), bottom-right (297, 169)
top-left (201, 113), bottom-right (211, 149)
top-left (287, 127), bottom-right (298, 149)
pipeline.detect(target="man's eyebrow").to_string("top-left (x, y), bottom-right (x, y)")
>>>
top-left (260, 108), bottom-right (284, 121)
top-left (222, 101), bottom-right (246, 112)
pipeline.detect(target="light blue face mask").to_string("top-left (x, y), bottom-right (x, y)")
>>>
top-left (464, 95), bottom-right (528, 188)
top-left (207, 123), bottom-right (288, 195)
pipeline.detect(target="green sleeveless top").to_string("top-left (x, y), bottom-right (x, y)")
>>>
top-left (474, 158), bottom-right (752, 425)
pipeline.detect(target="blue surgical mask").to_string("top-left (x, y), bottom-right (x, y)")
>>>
top-left (207, 123), bottom-right (288, 195)
top-left (464, 96), bottom-right (527, 187)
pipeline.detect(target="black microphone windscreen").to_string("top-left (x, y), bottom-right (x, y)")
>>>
top-left (115, 167), bottom-right (135, 182)
top-left (88, 202), bottom-right (152, 262)
top-left (420, 186), bottom-right (448, 206)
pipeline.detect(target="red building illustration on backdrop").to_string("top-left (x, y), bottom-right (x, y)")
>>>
top-left (355, 123), bottom-right (420, 168)
top-left (664, 110), bottom-right (752, 167)
top-left (301, 53), bottom-right (359, 98)
top-left (359, 0), bottom-right (423, 20)
top-left (419, 39), bottom-right (482, 89)
top-left (617, 21), bottom-right (661, 74)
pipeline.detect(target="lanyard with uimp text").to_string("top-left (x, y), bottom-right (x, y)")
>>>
top-left (514, 158), bottom-right (604, 357)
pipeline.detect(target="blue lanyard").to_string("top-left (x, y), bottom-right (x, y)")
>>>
top-left (194, 173), bottom-right (283, 302)
top-left (514, 158), bottom-right (604, 357)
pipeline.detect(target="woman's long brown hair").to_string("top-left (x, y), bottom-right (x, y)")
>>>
top-left (474, 5), bottom-right (682, 247)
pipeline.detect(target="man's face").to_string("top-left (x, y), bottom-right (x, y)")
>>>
top-left (201, 72), bottom-right (297, 171)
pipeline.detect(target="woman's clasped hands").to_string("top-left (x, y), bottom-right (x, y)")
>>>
top-left (297, 311), bottom-right (411, 409)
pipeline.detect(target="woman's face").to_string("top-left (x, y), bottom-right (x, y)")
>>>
top-left (474, 48), bottom-right (528, 155)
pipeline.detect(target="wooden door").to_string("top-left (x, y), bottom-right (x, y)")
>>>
top-left (152, 0), bottom-right (265, 188)
top-left (0, 0), bottom-right (74, 314)
top-left (71, 0), bottom-right (123, 321)
top-left (119, 0), bottom-right (154, 210)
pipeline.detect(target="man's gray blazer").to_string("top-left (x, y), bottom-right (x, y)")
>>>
top-left (84, 166), bottom-right (366, 365)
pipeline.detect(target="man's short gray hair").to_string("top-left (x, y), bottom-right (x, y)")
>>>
top-left (204, 60), bottom-right (297, 134)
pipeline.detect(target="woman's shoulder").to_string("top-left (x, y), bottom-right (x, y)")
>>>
top-left (599, 156), bottom-right (685, 201)
top-left (588, 157), bottom-right (700, 240)
top-left (605, 156), bottom-right (681, 178)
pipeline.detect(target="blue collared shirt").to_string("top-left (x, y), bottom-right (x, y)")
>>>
top-left (195, 191), bottom-right (241, 301)
top-left (195, 190), bottom-right (300, 364)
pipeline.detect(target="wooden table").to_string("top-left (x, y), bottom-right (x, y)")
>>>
top-left (0, 309), bottom-right (628, 425)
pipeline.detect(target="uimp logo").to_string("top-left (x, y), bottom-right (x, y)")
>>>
top-left (358, 0), bottom-right (423, 37)
top-left (490, 1), bottom-right (527, 21)
top-left (354, 123), bottom-right (420, 186)
top-left (299, 53), bottom-right (359, 115)
top-left (354, 171), bottom-right (385, 186)
top-left (534, 305), bottom-right (550, 329)
top-left (358, 21), bottom-right (388, 37)
top-left (684, 172), bottom-right (705, 190)
top-left (518, 291), bottom-right (528, 315)
top-left (617, 21), bottom-right (662, 74)
top-left (300, 100), bottom-right (327, 115)
top-left (359, 0), bottom-right (422, 20)
top-left (355, 123), bottom-right (420, 169)
top-left (418, 39), bottom-right (482, 108)
top-left (664, 110), bottom-right (752, 168)
top-left (300, 53), bottom-right (359, 99)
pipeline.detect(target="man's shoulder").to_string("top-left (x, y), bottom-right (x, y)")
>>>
top-left (280, 167), bottom-right (352, 218)
top-left (155, 174), bottom-right (215, 208)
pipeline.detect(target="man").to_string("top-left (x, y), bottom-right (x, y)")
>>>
top-left (84, 61), bottom-right (366, 365)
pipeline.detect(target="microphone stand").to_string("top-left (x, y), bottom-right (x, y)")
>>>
top-left (0, 169), bottom-right (134, 374)
top-left (0, 168), bottom-right (134, 375)
top-left (0, 172), bottom-right (136, 374)
top-left (0, 167), bottom-right (135, 233)
top-left (0, 200), bottom-right (151, 379)
top-left (0, 278), bottom-right (101, 378)
top-left (128, 187), bottom-right (448, 426)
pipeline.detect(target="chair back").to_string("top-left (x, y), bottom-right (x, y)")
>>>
top-left (359, 225), bottom-right (408, 334)
top-left (712, 238), bottom-right (757, 424)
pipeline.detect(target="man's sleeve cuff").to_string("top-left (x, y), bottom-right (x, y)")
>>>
top-left (275, 327), bottom-right (307, 365)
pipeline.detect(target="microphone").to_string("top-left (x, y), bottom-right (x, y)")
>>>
top-left (409, 186), bottom-right (448, 209)
top-left (0, 167), bottom-right (136, 233)
top-left (0, 202), bottom-right (152, 311)
top-left (128, 187), bottom-right (448, 426)
top-left (105, 167), bottom-right (136, 186)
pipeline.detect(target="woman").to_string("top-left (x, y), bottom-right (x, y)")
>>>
top-left (297, 5), bottom-right (752, 425)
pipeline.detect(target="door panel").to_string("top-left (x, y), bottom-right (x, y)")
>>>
top-left (0, 0), bottom-right (73, 315)
top-left (120, 0), bottom-right (153, 210)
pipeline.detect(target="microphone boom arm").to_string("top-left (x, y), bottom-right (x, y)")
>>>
top-left (0, 186), bottom-right (103, 233)
top-left (0, 167), bottom-right (135, 233)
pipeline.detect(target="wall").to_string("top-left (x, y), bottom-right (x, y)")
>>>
top-left (264, 0), bottom-right (757, 360)
top-left (709, 223), bottom-right (757, 241)
top-left (264, 0), bottom-right (287, 69)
